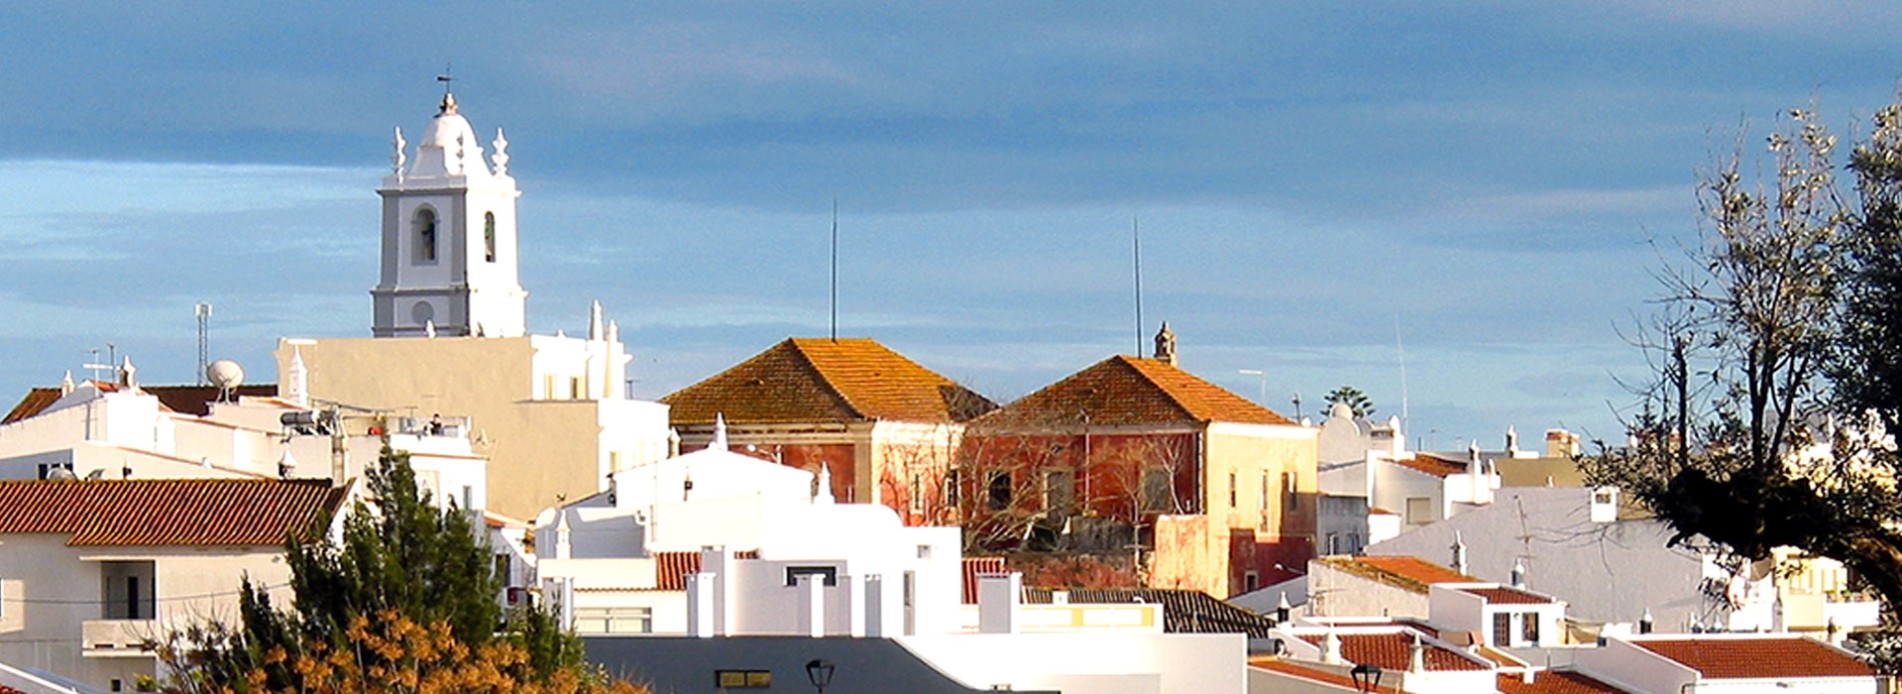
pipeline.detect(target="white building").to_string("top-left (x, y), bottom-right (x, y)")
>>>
top-left (542, 421), bottom-right (1247, 694)
top-left (1573, 634), bottom-right (1877, 693)
top-left (0, 478), bottom-right (347, 692)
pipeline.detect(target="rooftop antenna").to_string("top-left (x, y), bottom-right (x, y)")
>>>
top-left (437, 64), bottom-right (454, 95)
top-left (1394, 313), bottom-right (1410, 433)
top-left (1132, 214), bottom-right (1144, 356)
top-left (195, 303), bottom-right (212, 386)
top-left (830, 198), bottom-right (839, 342)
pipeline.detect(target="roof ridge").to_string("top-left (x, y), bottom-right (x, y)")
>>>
top-left (1112, 355), bottom-right (1203, 422)
top-left (784, 338), bottom-right (871, 421)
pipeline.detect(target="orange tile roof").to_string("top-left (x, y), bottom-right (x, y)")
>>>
top-left (661, 338), bottom-right (995, 425)
top-left (1460, 586), bottom-right (1555, 605)
top-left (963, 556), bottom-right (1006, 603)
top-left (981, 355), bottom-right (1294, 429)
top-left (1317, 555), bottom-right (1481, 595)
top-left (1496, 671), bottom-right (1630, 693)
top-left (1391, 453), bottom-right (1469, 478)
top-left (654, 551), bottom-right (702, 591)
top-left (0, 479), bottom-right (345, 546)
top-left (1248, 658), bottom-right (1403, 692)
top-left (1629, 636), bottom-right (1874, 679)
top-left (1297, 631), bottom-right (1491, 671)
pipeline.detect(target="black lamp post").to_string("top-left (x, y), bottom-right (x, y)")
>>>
top-left (1350, 663), bottom-right (1383, 692)
top-left (806, 659), bottom-right (836, 694)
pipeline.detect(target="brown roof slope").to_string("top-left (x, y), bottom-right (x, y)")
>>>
top-left (983, 355), bottom-right (1294, 429)
top-left (1631, 636), bottom-right (1873, 679)
top-left (5, 383), bottom-right (278, 423)
top-left (1022, 587), bottom-right (1279, 637)
top-left (1324, 555), bottom-right (1482, 594)
top-left (662, 338), bottom-right (994, 425)
top-left (0, 479), bottom-right (346, 546)
top-left (1496, 671), bottom-right (1631, 693)
top-left (1297, 631), bottom-right (1491, 671)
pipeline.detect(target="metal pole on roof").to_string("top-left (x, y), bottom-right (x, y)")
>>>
top-left (1132, 215), bottom-right (1144, 356)
top-left (830, 198), bottom-right (838, 342)
top-left (196, 303), bottom-right (212, 385)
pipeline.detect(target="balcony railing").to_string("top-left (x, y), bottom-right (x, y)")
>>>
top-left (82, 619), bottom-right (157, 656)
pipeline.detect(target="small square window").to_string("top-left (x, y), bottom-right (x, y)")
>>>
top-left (715, 670), bottom-right (772, 688)
top-left (785, 566), bottom-right (838, 587)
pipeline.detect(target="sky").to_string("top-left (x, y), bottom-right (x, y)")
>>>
top-left (4, 2), bottom-right (1901, 450)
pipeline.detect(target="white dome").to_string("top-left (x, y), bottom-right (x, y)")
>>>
top-left (406, 92), bottom-right (489, 180)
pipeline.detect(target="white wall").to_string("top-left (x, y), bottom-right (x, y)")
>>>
top-left (901, 632), bottom-right (1246, 694)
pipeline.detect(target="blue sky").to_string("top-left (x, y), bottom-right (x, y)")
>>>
top-left (4, 2), bottom-right (1900, 449)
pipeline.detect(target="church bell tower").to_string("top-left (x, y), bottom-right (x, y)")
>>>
top-left (371, 91), bottom-right (528, 338)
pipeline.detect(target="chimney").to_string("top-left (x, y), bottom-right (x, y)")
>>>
top-left (1510, 558), bottom-right (1528, 589)
top-left (1639, 609), bottom-right (1654, 634)
top-left (1451, 532), bottom-right (1468, 576)
top-left (1408, 632), bottom-right (1425, 673)
top-left (1153, 322), bottom-right (1177, 366)
top-left (1545, 429), bottom-right (1579, 458)
top-left (1321, 626), bottom-right (1343, 664)
top-left (1506, 426), bottom-right (1520, 457)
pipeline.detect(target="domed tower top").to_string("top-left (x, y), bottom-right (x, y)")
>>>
top-left (391, 90), bottom-right (510, 183)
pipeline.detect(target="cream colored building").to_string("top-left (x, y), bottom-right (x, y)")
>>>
top-left (274, 92), bottom-right (670, 520)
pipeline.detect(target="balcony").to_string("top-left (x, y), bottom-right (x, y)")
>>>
top-left (82, 619), bottom-right (157, 657)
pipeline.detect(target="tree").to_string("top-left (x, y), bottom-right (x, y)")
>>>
top-left (1323, 386), bottom-right (1375, 419)
top-left (1586, 101), bottom-right (1902, 648)
top-left (152, 450), bottom-right (636, 693)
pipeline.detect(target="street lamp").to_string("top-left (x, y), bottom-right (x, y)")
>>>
top-left (1350, 663), bottom-right (1383, 692)
top-left (1238, 369), bottom-right (1267, 406)
top-left (806, 659), bottom-right (835, 694)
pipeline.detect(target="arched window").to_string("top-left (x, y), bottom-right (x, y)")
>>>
top-left (414, 208), bottom-right (438, 264)
top-left (484, 212), bottom-right (497, 262)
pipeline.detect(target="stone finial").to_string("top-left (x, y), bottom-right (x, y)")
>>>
top-left (589, 300), bottom-right (604, 341)
top-left (1510, 557), bottom-right (1528, 589)
top-left (815, 462), bottom-right (835, 504)
top-left (1452, 531), bottom-right (1468, 576)
top-left (60, 370), bottom-right (75, 395)
top-left (391, 127), bottom-right (408, 178)
top-left (119, 357), bottom-right (138, 390)
top-left (1408, 632), bottom-right (1425, 673)
top-left (439, 90), bottom-right (459, 116)
top-left (491, 127), bottom-right (510, 176)
top-left (1321, 626), bottom-right (1342, 664)
top-left (711, 413), bottom-right (728, 451)
top-left (1153, 321), bottom-right (1177, 366)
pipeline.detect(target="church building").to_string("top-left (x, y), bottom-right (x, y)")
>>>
top-left (277, 91), bottom-right (671, 520)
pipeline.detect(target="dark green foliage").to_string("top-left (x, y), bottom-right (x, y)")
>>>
top-left (1323, 385), bottom-right (1375, 418)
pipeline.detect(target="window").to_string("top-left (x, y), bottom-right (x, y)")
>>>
top-left (494, 553), bottom-right (511, 585)
top-left (483, 212), bottom-right (497, 262)
top-left (1044, 470), bottom-right (1075, 516)
top-left (1228, 471), bottom-right (1238, 507)
top-left (943, 469), bottom-right (961, 510)
top-left (576, 606), bottom-right (652, 634)
top-left (413, 208), bottom-right (438, 263)
top-left (1492, 612), bottom-right (1512, 645)
top-left (715, 670), bottom-right (773, 688)
top-left (1522, 612), bottom-right (1540, 643)
top-left (1260, 471), bottom-right (1269, 510)
top-left (785, 566), bottom-right (838, 587)
top-left (909, 473), bottom-right (924, 514)
top-left (100, 561), bottom-right (155, 620)
top-left (572, 376), bottom-right (585, 400)
top-left (987, 471), bottom-right (1012, 510)
top-left (1283, 470), bottom-right (1300, 510)
top-left (1244, 571), bottom-right (1259, 592)
top-left (1140, 467), bottom-right (1173, 513)
top-left (1405, 497), bottom-right (1433, 525)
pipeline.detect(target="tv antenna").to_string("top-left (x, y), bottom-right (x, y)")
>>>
top-left (195, 303), bottom-right (212, 385)
top-left (1132, 215), bottom-right (1144, 356)
top-left (829, 198), bottom-right (839, 342)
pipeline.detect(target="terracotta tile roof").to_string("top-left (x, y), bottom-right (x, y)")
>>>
top-left (1460, 586), bottom-right (1556, 605)
top-left (0, 479), bottom-right (345, 546)
top-left (4, 383), bottom-right (277, 424)
top-left (662, 338), bottom-right (995, 425)
top-left (1628, 636), bottom-right (1874, 679)
top-left (981, 355), bottom-right (1294, 429)
top-left (1391, 453), bottom-right (1469, 478)
top-left (1496, 671), bottom-right (1631, 693)
top-left (654, 551), bottom-right (701, 591)
top-left (1022, 587), bottom-right (1279, 637)
top-left (963, 556), bottom-right (1006, 603)
top-left (1298, 631), bottom-right (1492, 672)
top-left (1248, 658), bottom-right (1402, 692)
top-left (1316, 555), bottom-right (1480, 594)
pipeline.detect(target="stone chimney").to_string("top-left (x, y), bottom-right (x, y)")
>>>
top-left (1153, 322), bottom-right (1177, 366)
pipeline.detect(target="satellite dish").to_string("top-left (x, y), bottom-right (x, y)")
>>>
top-left (207, 359), bottom-right (245, 401)
top-left (47, 467), bottom-right (77, 481)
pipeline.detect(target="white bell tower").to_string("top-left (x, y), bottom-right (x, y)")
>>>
top-left (371, 91), bottom-right (528, 338)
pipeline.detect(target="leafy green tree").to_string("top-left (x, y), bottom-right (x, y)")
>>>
top-left (1588, 101), bottom-right (1902, 665)
top-left (1323, 385), bottom-right (1375, 418)
top-left (153, 449), bottom-right (615, 693)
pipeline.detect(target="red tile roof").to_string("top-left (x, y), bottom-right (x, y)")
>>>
top-left (981, 355), bottom-right (1295, 429)
top-left (1298, 631), bottom-right (1491, 672)
top-left (0, 479), bottom-right (345, 546)
top-left (4, 383), bottom-right (279, 424)
top-left (1317, 555), bottom-right (1481, 595)
top-left (1460, 586), bottom-right (1556, 605)
top-left (654, 551), bottom-right (702, 591)
top-left (1022, 587), bottom-right (1279, 637)
top-left (1496, 671), bottom-right (1630, 693)
top-left (662, 338), bottom-right (995, 425)
top-left (1391, 453), bottom-right (1469, 478)
top-left (1629, 636), bottom-right (1874, 679)
top-left (1248, 658), bottom-right (1403, 692)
